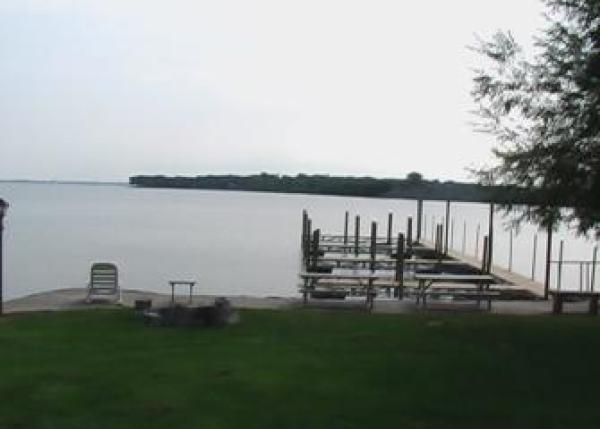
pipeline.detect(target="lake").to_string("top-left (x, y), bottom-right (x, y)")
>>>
top-left (0, 182), bottom-right (597, 300)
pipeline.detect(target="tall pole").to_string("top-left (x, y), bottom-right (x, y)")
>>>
top-left (444, 200), bottom-right (450, 255)
top-left (0, 198), bottom-right (8, 316)
top-left (354, 215), bottom-right (360, 257)
top-left (592, 246), bottom-right (597, 292)
top-left (370, 222), bottom-right (377, 272)
top-left (488, 203), bottom-right (495, 272)
top-left (406, 217), bottom-right (413, 255)
top-left (544, 223), bottom-right (553, 300)
top-left (416, 199), bottom-right (423, 243)
top-left (343, 211), bottom-right (349, 246)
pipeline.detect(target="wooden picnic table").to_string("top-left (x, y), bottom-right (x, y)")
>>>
top-left (299, 271), bottom-right (397, 310)
top-left (413, 273), bottom-right (496, 309)
top-left (548, 290), bottom-right (600, 315)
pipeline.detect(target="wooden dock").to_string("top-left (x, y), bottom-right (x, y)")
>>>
top-left (299, 209), bottom-right (543, 310)
top-left (444, 246), bottom-right (545, 297)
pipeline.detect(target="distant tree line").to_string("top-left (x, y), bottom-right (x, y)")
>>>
top-left (129, 172), bottom-right (544, 204)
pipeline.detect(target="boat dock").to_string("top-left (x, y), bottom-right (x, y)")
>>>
top-left (299, 209), bottom-right (545, 310)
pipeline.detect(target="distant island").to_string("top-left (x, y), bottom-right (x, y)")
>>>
top-left (129, 172), bottom-right (540, 204)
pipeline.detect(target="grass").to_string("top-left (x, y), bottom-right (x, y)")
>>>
top-left (1, 309), bottom-right (600, 429)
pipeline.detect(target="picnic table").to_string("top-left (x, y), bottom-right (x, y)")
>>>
top-left (298, 270), bottom-right (397, 310)
top-left (413, 273), bottom-right (497, 309)
top-left (548, 290), bottom-right (600, 315)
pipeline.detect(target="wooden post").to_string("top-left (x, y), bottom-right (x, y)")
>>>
top-left (416, 199), bottom-right (423, 243)
top-left (368, 222), bottom-right (377, 311)
top-left (444, 200), bottom-right (450, 255)
top-left (531, 234), bottom-right (538, 281)
top-left (311, 229), bottom-right (320, 271)
top-left (592, 246), bottom-right (598, 292)
top-left (488, 203), bottom-right (495, 272)
top-left (481, 236), bottom-right (489, 274)
top-left (304, 218), bottom-right (312, 268)
top-left (387, 212), bottom-right (393, 245)
top-left (354, 215), bottom-right (360, 257)
top-left (436, 224), bottom-right (444, 257)
top-left (302, 210), bottom-right (307, 239)
top-left (301, 210), bottom-right (308, 260)
top-left (370, 222), bottom-right (377, 272)
top-left (343, 211), bottom-right (349, 246)
top-left (396, 233), bottom-right (405, 299)
top-left (544, 224), bottom-right (553, 299)
top-left (406, 217), bottom-right (413, 254)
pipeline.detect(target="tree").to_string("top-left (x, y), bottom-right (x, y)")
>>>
top-left (472, 0), bottom-right (600, 234)
top-left (406, 172), bottom-right (424, 183)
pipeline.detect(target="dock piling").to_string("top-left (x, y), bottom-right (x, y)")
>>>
top-left (416, 199), bottom-right (423, 243)
top-left (370, 222), bottom-right (377, 272)
top-left (301, 210), bottom-right (308, 262)
top-left (304, 217), bottom-right (312, 268)
top-left (311, 229), bottom-right (320, 272)
top-left (544, 224), bottom-right (553, 299)
top-left (488, 203), bottom-right (495, 273)
top-left (354, 216), bottom-right (360, 257)
top-left (407, 217), bottom-right (413, 255)
top-left (396, 233), bottom-right (405, 299)
top-left (481, 236), bottom-right (489, 274)
top-left (592, 246), bottom-right (597, 292)
top-left (444, 201), bottom-right (450, 255)
top-left (343, 211), bottom-right (349, 247)
top-left (387, 212), bottom-right (393, 245)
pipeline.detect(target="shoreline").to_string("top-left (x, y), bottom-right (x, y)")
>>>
top-left (3, 287), bottom-right (587, 316)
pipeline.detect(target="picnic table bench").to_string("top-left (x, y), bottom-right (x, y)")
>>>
top-left (299, 271), bottom-right (397, 310)
top-left (548, 290), bottom-right (600, 315)
top-left (414, 273), bottom-right (497, 310)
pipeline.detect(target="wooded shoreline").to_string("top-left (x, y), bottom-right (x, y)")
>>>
top-left (129, 173), bottom-right (541, 204)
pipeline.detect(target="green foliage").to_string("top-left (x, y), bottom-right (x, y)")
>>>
top-left (2, 310), bottom-right (600, 428)
top-left (406, 171), bottom-right (424, 183)
top-left (129, 173), bottom-right (538, 203)
top-left (472, 0), bottom-right (600, 233)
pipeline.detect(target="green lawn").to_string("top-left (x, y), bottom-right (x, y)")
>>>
top-left (0, 309), bottom-right (599, 429)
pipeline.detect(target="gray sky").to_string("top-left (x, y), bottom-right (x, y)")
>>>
top-left (0, 0), bottom-right (546, 182)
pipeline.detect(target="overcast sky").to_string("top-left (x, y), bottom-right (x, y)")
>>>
top-left (0, 0), bottom-right (547, 182)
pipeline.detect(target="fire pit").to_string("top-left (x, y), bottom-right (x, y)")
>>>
top-left (143, 297), bottom-right (238, 327)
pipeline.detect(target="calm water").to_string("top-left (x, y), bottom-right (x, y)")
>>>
top-left (0, 182), bottom-right (597, 300)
